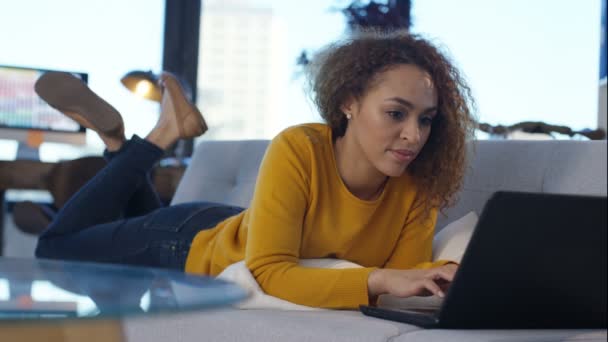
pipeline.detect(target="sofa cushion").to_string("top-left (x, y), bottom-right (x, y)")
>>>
top-left (172, 140), bottom-right (270, 207)
top-left (437, 140), bottom-right (606, 230)
top-left (436, 140), bottom-right (554, 230)
top-left (177, 140), bottom-right (607, 229)
top-left (124, 309), bottom-right (422, 342)
top-left (124, 310), bottom-right (607, 342)
top-left (391, 329), bottom-right (607, 342)
top-left (542, 141), bottom-right (607, 196)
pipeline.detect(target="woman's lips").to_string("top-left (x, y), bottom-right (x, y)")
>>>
top-left (390, 149), bottom-right (416, 162)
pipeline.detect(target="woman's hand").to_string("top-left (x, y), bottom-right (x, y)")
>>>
top-left (368, 264), bottom-right (458, 299)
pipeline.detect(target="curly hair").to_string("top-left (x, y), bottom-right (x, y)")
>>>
top-left (307, 31), bottom-right (477, 215)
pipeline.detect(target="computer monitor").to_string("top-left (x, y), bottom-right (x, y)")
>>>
top-left (0, 65), bottom-right (87, 159)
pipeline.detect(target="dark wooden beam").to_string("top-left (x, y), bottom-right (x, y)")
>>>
top-left (163, 0), bottom-right (202, 157)
top-left (163, 0), bottom-right (201, 101)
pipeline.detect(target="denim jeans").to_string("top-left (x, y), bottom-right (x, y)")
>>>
top-left (36, 135), bottom-right (244, 271)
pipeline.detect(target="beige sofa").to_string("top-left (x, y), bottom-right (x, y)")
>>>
top-left (120, 139), bottom-right (607, 342)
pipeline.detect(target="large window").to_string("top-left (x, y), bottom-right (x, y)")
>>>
top-left (6, 1), bottom-right (597, 149)
top-left (0, 0), bottom-right (165, 160)
top-left (411, 0), bottom-right (602, 132)
top-left (197, 0), bottom-right (602, 140)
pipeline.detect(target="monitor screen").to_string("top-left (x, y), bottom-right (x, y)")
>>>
top-left (0, 65), bottom-right (87, 134)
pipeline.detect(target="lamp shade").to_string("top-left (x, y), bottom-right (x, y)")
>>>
top-left (120, 70), bottom-right (162, 102)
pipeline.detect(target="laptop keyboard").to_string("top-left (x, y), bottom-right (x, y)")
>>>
top-left (393, 307), bottom-right (440, 315)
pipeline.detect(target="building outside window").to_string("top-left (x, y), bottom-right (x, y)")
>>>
top-left (196, 0), bottom-right (346, 142)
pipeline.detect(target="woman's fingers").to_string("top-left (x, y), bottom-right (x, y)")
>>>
top-left (383, 267), bottom-right (459, 299)
top-left (438, 269), bottom-right (455, 282)
top-left (424, 267), bottom-right (457, 297)
top-left (423, 279), bottom-right (445, 298)
top-left (439, 282), bottom-right (451, 293)
top-left (429, 267), bottom-right (456, 283)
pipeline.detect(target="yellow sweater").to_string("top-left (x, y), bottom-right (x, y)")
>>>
top-left (185, 123), bottom-right (447, 309)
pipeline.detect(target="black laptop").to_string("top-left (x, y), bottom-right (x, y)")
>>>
top-left (360, 191), bottom-right (607, 329)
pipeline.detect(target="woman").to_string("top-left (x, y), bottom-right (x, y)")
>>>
top-left (35, 32), bottom-right (476, 309)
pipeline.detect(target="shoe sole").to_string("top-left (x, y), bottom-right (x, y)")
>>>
top-left (34, 72), bottom-right (123, 134)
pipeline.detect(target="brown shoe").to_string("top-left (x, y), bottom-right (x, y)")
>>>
top-left (35, 72), bottom-right (124, 137)
top-left (159, 72), bottom-right (208, 138)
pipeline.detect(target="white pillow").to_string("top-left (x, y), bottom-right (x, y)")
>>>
top-left (432, 211), bottom-right (478, 263)
top-left (217, 214), bottom-right (478, 310)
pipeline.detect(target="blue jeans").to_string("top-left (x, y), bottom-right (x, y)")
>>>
top-left (36, 136), bottom-right (244, 271)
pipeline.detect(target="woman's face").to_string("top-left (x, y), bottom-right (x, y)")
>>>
top-left (342, 64), bottom-right (438, 178)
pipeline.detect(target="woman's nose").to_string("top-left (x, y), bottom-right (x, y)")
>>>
top-left (400, 120), bottom-right (421, 144)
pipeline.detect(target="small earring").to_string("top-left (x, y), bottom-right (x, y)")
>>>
top-left (346, 114), bottom-right (352, 120)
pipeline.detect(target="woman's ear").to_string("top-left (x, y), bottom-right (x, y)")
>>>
top-left (340, 96), bottom-right (358, 119)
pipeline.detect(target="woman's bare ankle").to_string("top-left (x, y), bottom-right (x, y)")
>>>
top-left (101, 136), bottom-right (126, 152)
top-left (145, 122), bottom-right (178, 151)
top-left (99, 131), bottom-right (126, 152)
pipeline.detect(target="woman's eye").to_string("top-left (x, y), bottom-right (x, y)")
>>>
top-left (420, 117), bottom-right (434, 126)
top-left (387, 111), bottom-right (405, 120)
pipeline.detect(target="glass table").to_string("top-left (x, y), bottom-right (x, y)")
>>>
top-left (0, 257), bottom-right (248, 341)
